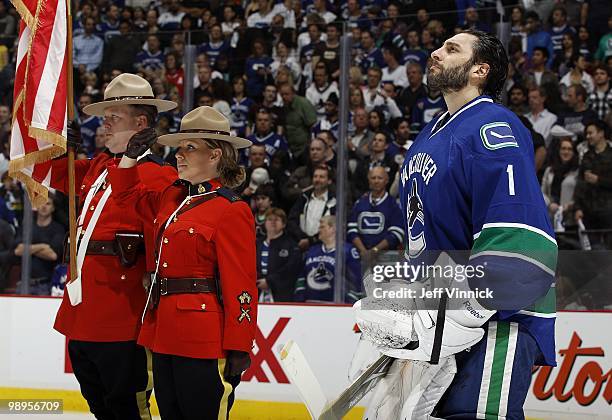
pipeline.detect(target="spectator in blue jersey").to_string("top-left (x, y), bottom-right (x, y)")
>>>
top-left (397, 63), bottom-right (427, 117)
top-left (353, 131), bottom-right (398, 197)
top-left (245, 39), bottom-right (274, 100)
top-left (386, 118), bottom-right (413, 166)
top-left (525, 11), bottom-right (554, 67)
top-left (287, 164), bottom-right (336, 251)
top-left (14, 194), bottom-right (64, 295)
top-left (77, 94), bottom-right (101, 156)
top-left (357, 30), bottom-right (385, 74)
top-left (348, 166), bottom-right (404, 259)
top-left (73, 17), bottom-right (104, 73)
top-left (294, 215), bottom-right (362, 303)
top-left (256, 207), bottom-right (302, 302)
top-left (198, 24), bottom-right (229, 68)
top-left (246, 109), bottom-right (289, 164)
top-left (549, 6), bottom-right (576, 55)
top-left (96, 4), bottom-right (120, 41)
top-left (230, 76), bottom-right (255, 138)
top-left (158, 0), bottom-right (185, 31)
top-left (135, 35), bottom-right (165, 76)
top-left (411, 87), bottom-right (447, 132)
top-left (402, 29), bottom-right (428, 72)
top-left (312, 92), bottom-right (339, 139)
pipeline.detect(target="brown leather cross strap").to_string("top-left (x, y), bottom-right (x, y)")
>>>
top-left (159, 277), bottom-right (217, 295)
top-left (86, 240), bottom-right (118, 255)
top-left (155, 191), bottom-right (220, 251)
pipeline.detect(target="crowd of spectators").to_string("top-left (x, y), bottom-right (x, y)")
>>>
top-left (0, 0), bottom-right (611, 308)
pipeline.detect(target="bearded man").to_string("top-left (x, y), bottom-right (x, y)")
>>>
top-left (355, 30), bottom-right (557, 419)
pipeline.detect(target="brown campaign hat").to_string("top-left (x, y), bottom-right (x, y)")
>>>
top-left (157, 106), bottom-right (252, 149)
top-left (83, 73), bottom-right (177, 116)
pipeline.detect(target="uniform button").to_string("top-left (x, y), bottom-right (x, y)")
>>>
top-left (162, 262), bottom-right (168, 268)
top-left (173, 217), bottom-right (178, 223)
top-left (163, 237), bottom-right (168, 244)
top-left (153, 218), bottom-right (157, 224)
top-left (188, 228), bottom-right (194, 234)
top-left (89, 205), bottom-right (95, 211)
top-left (201, 304), bottom-right (206, 310)
top-left (102, 185), bottom-right (107, 190)
top-left (81, 184), bottom-right (85, 190)
top-left (120, 274), bottom-right (126, 280)
top-left (127, 244), bottom-right (132, 250)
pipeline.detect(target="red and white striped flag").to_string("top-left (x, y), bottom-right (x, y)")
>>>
top-left (9, 0), bottom-right (68, 208)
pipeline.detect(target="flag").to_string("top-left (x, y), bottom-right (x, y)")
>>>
top-left (9, 0), bottom-right (68, 208)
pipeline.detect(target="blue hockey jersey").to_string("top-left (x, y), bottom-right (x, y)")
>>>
top-left (295, 243), bottom-right (363, 303)
top-left (79, 115), bottom-right (102, 156)
top-left (244, 131), bottom-right (289, 165)
top-left (347, 192), bottom-right (404, 250)
top-left (399, 95), bottom-right (558, 366)
top-left (230, 96), bottom-right (255, 137)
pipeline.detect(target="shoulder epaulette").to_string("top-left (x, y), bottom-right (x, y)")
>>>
top-left (138, 154), bottom-right (168, 166)
top-left (216, 187), bottom-right (242, 203)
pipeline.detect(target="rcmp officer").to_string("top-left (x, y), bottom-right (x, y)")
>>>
top-left (108, 106), bottom-right (258, 418)
top-left (50, 74), bottom-right (178, 419)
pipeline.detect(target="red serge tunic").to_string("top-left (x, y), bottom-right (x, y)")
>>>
top-left (107, 165), bottom-right (258, 359)
top-left (51, 151), bottom-right (177, 341)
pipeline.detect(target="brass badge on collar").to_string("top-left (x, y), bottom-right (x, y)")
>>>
top-left (237, 291), bottom-right (253, 323)
top-left (198, 184), bottom-right (206, 194)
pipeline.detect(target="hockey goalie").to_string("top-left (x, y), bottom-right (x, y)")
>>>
top-left (352, 30), bottom-right (558, 420)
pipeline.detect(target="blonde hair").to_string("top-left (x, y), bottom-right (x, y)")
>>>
top-left (202, 138), bottom-right (246, 188)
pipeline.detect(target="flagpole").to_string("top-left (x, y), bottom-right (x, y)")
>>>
top-left (66, 0), bottom-right (78, 282)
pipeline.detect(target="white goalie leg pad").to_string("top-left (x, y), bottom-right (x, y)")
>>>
top-left (363, 357), bottom-right (457, 420)
top-left (399, 356), bottom-right (457, 420)
top-left (348, 334), bottom-right (382, 382)
top-left (362, 359), bottom-right (411, 420)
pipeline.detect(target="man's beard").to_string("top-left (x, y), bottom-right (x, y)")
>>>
top-left (427, 59), bottom-right (473, 93)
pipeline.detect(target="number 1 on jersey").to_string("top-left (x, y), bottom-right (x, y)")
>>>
top-left (506, 164), bottom-right (515, 196)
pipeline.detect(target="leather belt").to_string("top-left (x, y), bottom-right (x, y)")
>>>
top-left (86, 240), bottom-right (117, 256)
top-left (159, 277), bottom-right (217, 295)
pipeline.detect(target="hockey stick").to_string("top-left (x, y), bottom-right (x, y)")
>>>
top-left (280, 339), bottom-right (394, 419)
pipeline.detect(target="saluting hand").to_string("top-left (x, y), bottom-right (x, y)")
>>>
top-left (125, 127), bottom-right (158, 159)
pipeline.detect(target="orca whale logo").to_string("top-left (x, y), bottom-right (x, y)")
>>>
top-left (307, 262), bottom-right (333, 291)
top-left (407, 179), bottom-right (426, 258)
